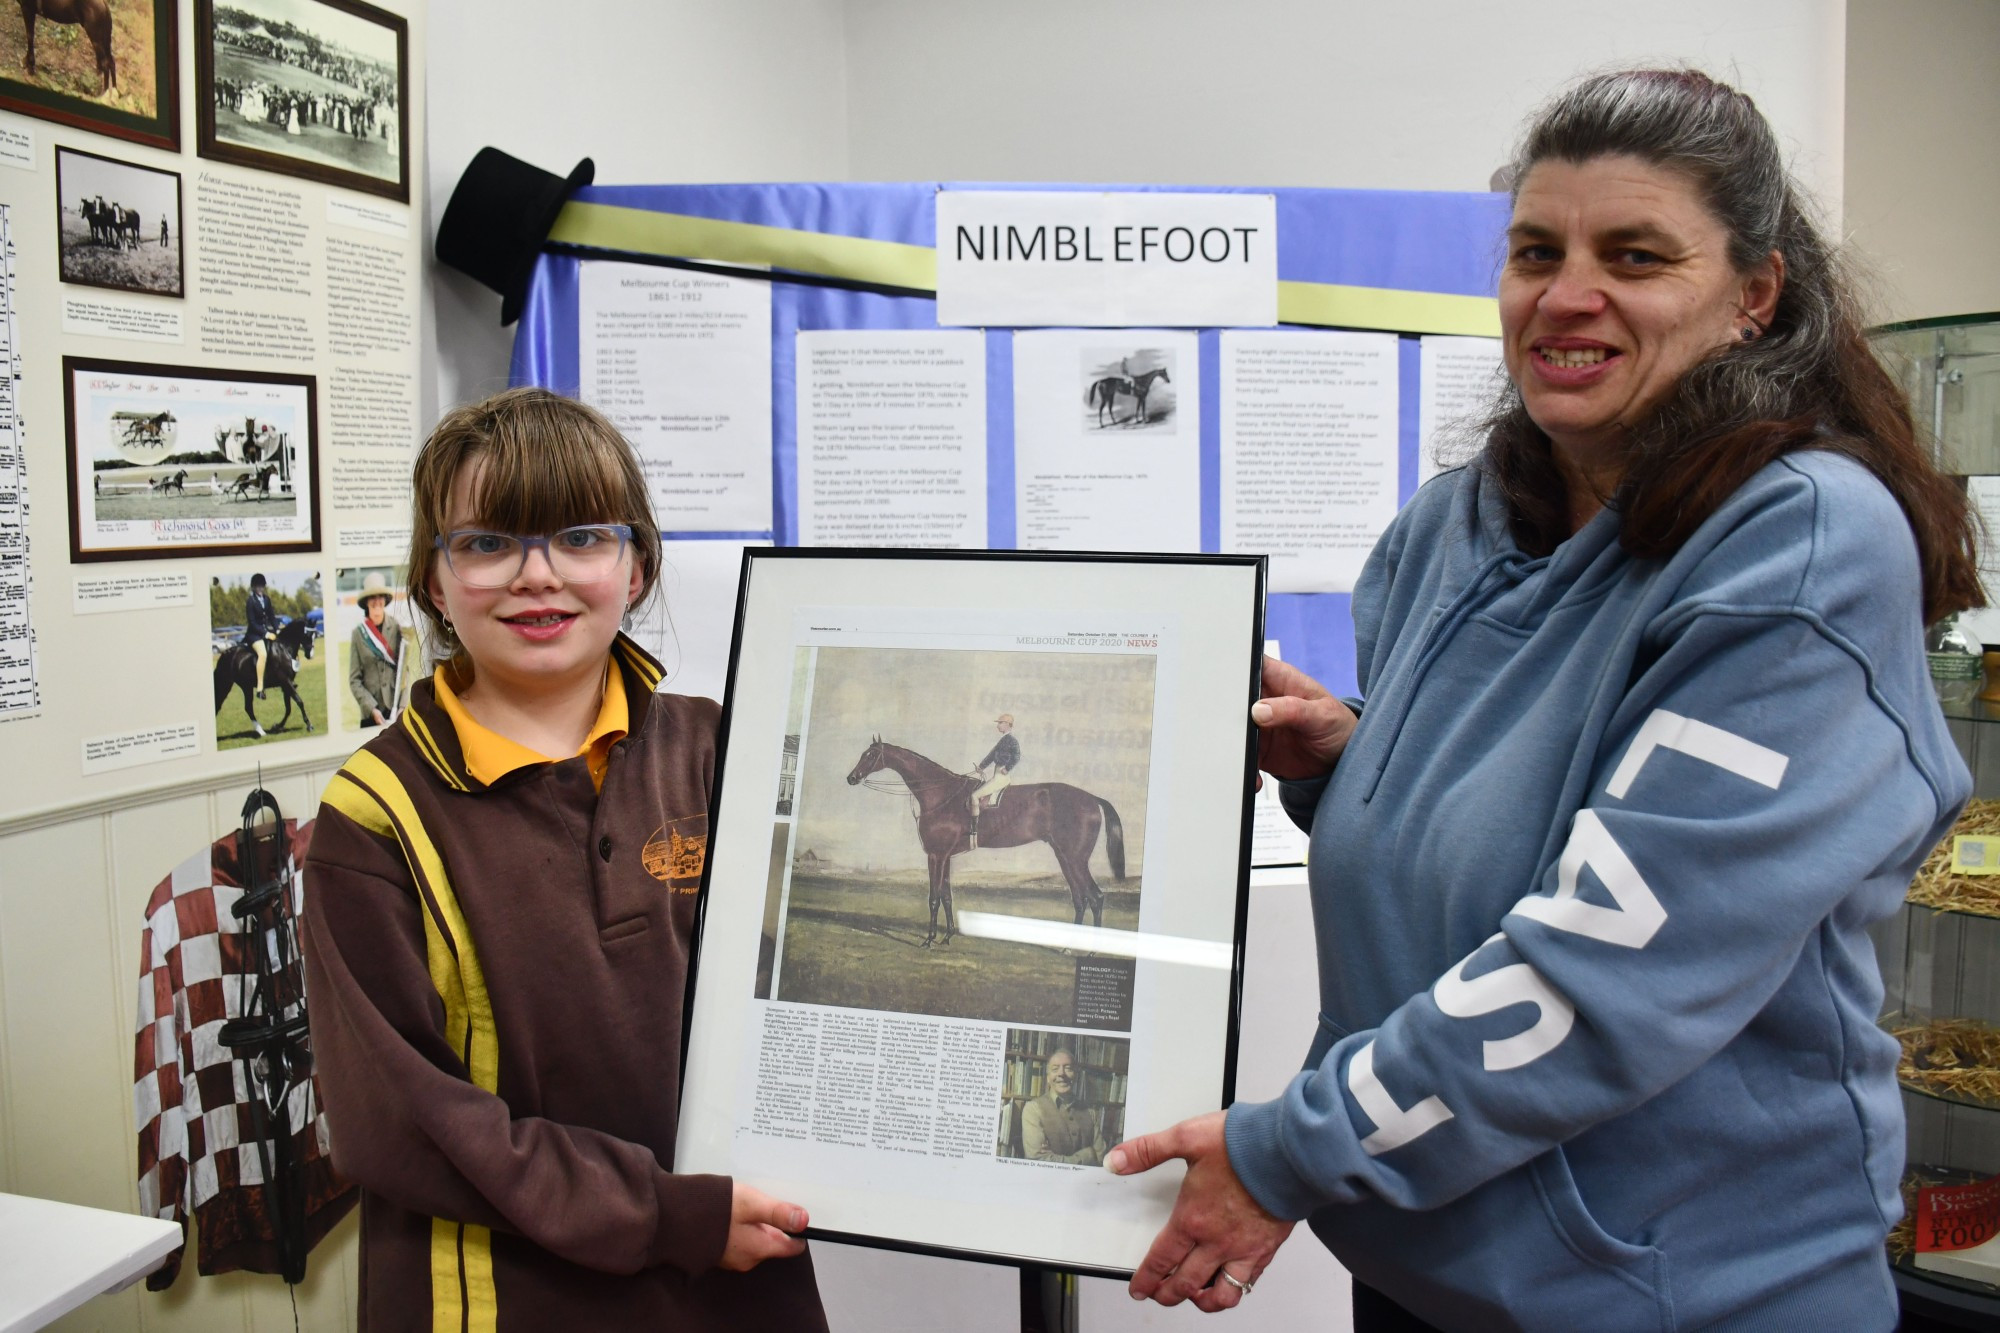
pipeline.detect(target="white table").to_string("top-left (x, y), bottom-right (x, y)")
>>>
top-left (0, 1193), bottom-right (182, 1333)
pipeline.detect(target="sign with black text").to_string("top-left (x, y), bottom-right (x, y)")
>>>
top-left (935, 190), bottom-right (1277, 328)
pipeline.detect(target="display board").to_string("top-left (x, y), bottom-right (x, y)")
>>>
top-left (0, 0), bottom-right (426, 821)
top-left (509, 181), bottom-right (1511, 698)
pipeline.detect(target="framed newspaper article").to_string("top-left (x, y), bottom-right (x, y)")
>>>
top-left (677, 548), bottom-right (1266, 1277)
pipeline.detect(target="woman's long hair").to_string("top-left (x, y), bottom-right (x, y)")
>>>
top-left (1481, 69), bottom-right (1980, 624)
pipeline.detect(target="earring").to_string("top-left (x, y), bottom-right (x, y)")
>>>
top-left (1740, 327), bottom-right (1756, 342)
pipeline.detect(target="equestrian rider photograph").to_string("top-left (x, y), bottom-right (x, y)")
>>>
top-left (303, 387), bottom-right (826, 1330)
top-left (1107, 69), bottom-right (1980, 1332)
top-left (243, 571), bottom-right (280, 698)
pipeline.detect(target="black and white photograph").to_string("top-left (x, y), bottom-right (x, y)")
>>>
top-left (1081, 345), bottom-right (1178, 434)
top-left (64, 355), bottom-right (320, 562)
top-left (55, 145), bottom-right (182, 297)
top-left (196, 0), bottom-right (407, 201)
top-left (760, 643), bottom-right (1155, 1028)
top-left (995, 1029), bottom-right (1130, 1165)
top-left (0, 0), bottom-right (178, 148)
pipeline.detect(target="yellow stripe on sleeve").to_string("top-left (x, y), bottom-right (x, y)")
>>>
top-left (337, 751), bottom-right (497, 1333)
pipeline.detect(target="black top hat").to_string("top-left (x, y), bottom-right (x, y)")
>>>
top-left (435, 147), bottom-right (594, 326)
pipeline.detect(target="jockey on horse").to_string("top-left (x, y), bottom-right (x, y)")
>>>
top-left (967, 713), bottom-right (1018, 848)
top-left (243, 572), bottom-right (281, 698)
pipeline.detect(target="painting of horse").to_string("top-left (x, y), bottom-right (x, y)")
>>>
top-left (846, 737), bottom-right (1126, 947)
top-left (17, 0), bottom-right (115, 93)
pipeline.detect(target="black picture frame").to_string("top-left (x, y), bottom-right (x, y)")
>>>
top-left (193, 0), bottom-right (408, 204)
top-left (54, 143), bottom-right (184, 299)
top-left (676, 547), bottom-right (1266, 1277)
top-left (64, 354), bottom-right (322, 564)
top-left (0, 0), bottom-right (180, 150)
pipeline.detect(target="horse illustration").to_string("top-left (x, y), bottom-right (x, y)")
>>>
top-left (1085, 367), bottom-right (1172, 428)
top-left (1087, 375), bottom-right (1134, 428)
top-left (19, 0), bottom-right (115, 94)
top-left (845, 738), bottom-right (1125, 948)
top-left (213, 618), bottom-right (318, 738)
top-left (1123, 367), bottom-right (1171, 426)
top-left (150, 469), bottom-right (187, 494)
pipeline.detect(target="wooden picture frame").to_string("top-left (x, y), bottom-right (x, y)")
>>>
top-left (64, 355), bottom-right (322, 563)
top-left (0, 0), bottom-right (179, 150)
top-left (194, 0), bottom-right (408, 203)
top-left (54, 144), bottom-right (184, 299)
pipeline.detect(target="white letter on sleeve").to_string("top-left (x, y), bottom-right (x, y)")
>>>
top-left (1605, 709), bottom-right (1788, 799)
top-left (1433, 933), bottom-right (1577, 1071)
top-left (1510, 810), bottom-right (1668, 948)
top-left (1349, 1040), bottom-right (1455, 1156)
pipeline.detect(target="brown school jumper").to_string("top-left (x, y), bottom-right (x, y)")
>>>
top-left (304, 634), bottom-right (825, 1330)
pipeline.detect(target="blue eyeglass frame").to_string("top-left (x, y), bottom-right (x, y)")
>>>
top-left (434, 523), bottom-right (635, 585)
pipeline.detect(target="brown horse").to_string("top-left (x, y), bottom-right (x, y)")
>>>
top-left (845, 738), bottom-right (1125, 948)
top-left (19, 0), bottom-right (115, 94)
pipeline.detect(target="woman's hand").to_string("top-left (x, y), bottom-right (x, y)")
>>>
top-left (1107, 1112), bottom-right (1295, 1312)
top-left (1253, 656), bottom-right (1357, 782)
top-left (719, 1183), bottom-right (808, 1271)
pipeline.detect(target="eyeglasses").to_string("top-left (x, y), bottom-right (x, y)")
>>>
top-left (435, 524), bottom-right (634, 588)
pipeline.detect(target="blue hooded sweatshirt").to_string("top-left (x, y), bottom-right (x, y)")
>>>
top-left (1225, 452), bottom-right (1968, 1331)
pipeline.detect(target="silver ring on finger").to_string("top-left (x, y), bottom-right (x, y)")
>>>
top-left (1219, 1268), bottom-right (1254, 1295)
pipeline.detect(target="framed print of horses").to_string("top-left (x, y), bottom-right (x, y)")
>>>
top-left (55, 144), bottom-right (183, 298)
top-left (0, 0), bottom-right (178, 149)
top-left (678, 548), bottom-right (1265, 1277)
top-left (194, 0), bottom-right (407, 203)
top-left (63, 355), bottom-right (321, 562)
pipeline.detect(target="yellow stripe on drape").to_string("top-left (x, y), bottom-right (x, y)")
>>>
top-left (549, 199), bottom-right (1502, 336)
top-left (550, 200), bottom-right (938, 291)
top-left (1276, 280), bottom-right (1501, 337)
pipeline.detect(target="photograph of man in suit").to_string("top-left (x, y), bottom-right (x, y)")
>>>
top-left (1022, 1047), bottom-right (1106, 1166)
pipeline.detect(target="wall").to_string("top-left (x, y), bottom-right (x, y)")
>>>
top-left (844, 0), bottom-right (1846, 202)
top-left (421, 0), bottom-right (852, 421)
top-left (1843, 0), bottom-right (2000, 323)
top-left (6, 3), bottom-right (1868, 1330)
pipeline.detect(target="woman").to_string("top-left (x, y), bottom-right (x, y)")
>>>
top-left (303, 388), bottom-right (825, 1329)
top-left (347, 570), bottom-right (402, 727)
top-left (1111, 70), bottom-right (1981, 1330)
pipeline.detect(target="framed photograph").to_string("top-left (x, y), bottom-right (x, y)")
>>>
top-left (194, 0), bottom-right (408, 203)
top-left (0, 0), bottom-right (178, 150)
top-left (64, 355), bottom-right (320, 563)
top-left (210, 566), bottom-right (324, 747)
top-left (331, 563), bottom-right (414, 731)
top-left (678, 549), bottom-right (1265, 1276)
top-left (55, 145), bottom-right (183, 298)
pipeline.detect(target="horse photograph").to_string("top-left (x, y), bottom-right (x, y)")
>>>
top-left (66, 357), bottom-right (319, 560)
top-left (200, 0), bottom-right (408, 199)
top-left (759, 643), bottom-right (1157, 1029)
top-left (209, 568), bottom-right (324, 749)
top-left (0, 0), bottom-right (167, 136)
top-left (55, 145), bottom-right (183, 297)
top-left (1080, 346), bottom-right (1178, 434)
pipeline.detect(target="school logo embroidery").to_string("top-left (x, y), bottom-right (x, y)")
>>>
top-left (643, 816), bottom-right (707, 893)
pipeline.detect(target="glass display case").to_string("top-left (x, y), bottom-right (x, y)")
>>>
top-left (1872, 314), bottom-right (2000, 476)
top-left (1871, 312), bottom-right (2000, 1327)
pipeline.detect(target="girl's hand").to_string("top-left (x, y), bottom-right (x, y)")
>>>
top-left (719, 1183), bottom-right (808, 1271)
top-left (1107, 1112), bottom-right (1295, 1311)
top-left (1253, 656), bottom-right (1357, 783)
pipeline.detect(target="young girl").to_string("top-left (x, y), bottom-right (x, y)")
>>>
top-left (304, 387), bottom-right (825, 1329)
